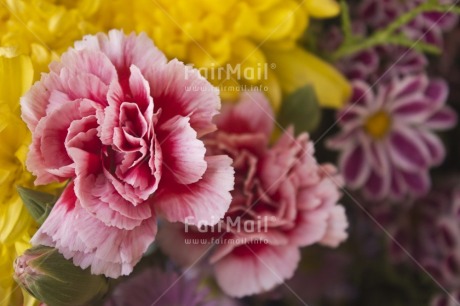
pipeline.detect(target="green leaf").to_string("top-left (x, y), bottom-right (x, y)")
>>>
top-left (277, 85), bottom-right (321, 134)
top-left (17, 186), bottom-right (56, 225)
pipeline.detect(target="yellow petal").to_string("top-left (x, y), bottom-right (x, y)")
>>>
top-left (0, 197), bottom-right (34, 244)
top-left (22, 289), bottom-right (39, 306)
top-left (57, 0), bottom-right (102, 16)
top-left (304, 0), bottom-right (340, 18)
top-left (0, 52), bottom-right (33, 108)
top-left (266, 47), bottom-right (351, 109)
top-left (254, 1), bottom-right (299, 41)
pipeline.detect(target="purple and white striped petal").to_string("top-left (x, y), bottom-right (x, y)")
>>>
top-left (417, 130), bottom-right (446, 166)
top-left (389, 168), bottom-right (407, 200)
top-left (425, 79), bottom-right (449, 110)
top-left (389, 74), bottom-right (429, 102)
top-left (387, 126), bottom-right (430, 172)
top-left (339, 144), bottom-right (371, 189)
top-left (364, 141), bottom-right (390, 177)
top-left (326, 129), bottom-right (359, 150)
top-left (391, 94), bottom-right (431, 123)
top-left (363, 169), bottom-right (390, 200)
top-left (426, 107), bottom-right (457, 130)
top-left (349, 81), bottom-right (375, 107)
top-left (400, 170), bottom-right (430, 196)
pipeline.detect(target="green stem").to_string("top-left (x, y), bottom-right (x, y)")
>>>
top-left (332, 3), bottom-right (460, 59)
top-left (386, 34), bottom-right (442, 54)
top-left (340, 0), bottom-right (353, 44)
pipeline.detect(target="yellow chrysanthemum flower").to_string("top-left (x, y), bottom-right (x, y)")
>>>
top-left (0, 0), bottom-right (102, 77)
top-left (95, 0), bottom-right (350, 109)
top-left (0, 52), bottom-right (38, 306)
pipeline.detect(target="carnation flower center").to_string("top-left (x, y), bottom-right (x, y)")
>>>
top-left (364, 111), bottom-right (391, 139)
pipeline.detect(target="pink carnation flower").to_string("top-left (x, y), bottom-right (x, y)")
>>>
top-left (158, 92), bottom-right (348, 297)
top-left (21, 30), bottom-right (234, 278)
top-left (327, 75), bottom-right (457, 200)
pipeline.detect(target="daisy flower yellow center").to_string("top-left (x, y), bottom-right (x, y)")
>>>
top-left (364, 111), bottom-right (392, 139)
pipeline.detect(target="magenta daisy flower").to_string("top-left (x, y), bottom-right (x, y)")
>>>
top-left (327, 75), bottom-right (457, 200)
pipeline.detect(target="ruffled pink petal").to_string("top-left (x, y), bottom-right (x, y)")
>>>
top-left (293, 143), bottom-right (322, 188)
top-left (215, 91), bottom-right (274, 138)
top-left (108, 156), bottom-right (159, 204)
top-left (69, 146), bottom-right (149, 230)
top-left (213, 244), bottom-right (300, 298)
top-left (32, 183), bottom-right (157, 278)
top-left (74, 30), bottom-right (167, 81)
top-left (297, 172), bottom-right (340, 211)
top-left (127, 65), bottom-right (154, 117)
top-left (150, 59), bottom-right (220, 137)
top-left (292, 169), bottom-right (344, 247)
top-left (154, 155), bottom-right (234, 226)
top-left (208, 132), bottom-right (268, 158)
top-left (209, 233), bottom-right (290, 269)
top-left (99, 81), bottom-right (124, 145)
top-left (258, 131), bottom-right (310, 193)
top-left (113, 106), bottom-right (147, 150)
top-left (46, 90), bottom-right (72, 116)
top-left (26, 119), bottom-right (62, 185)
top-left (288, 209), bottom-right (329, 247)
top-left (59, 48), bottom-right (118, 87)
top-left (39, 100), bottom-right (91, 178)
top-left (58, 69), bottom-right (109, 105)
top-left (157, 116), bottom-right (207, 185)
top-left (21, 72), bottom-right (65, 131)
top-left (26, 98), bottom-right (99, 184)
top-left (320, 205), bottom-right (348, 248)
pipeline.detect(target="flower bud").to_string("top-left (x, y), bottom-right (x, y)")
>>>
top-left (17, 186), bottom-right (56, 225)
top-left (14, 245), bottom-right (109, 306)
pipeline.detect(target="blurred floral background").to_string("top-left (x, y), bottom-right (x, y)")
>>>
top-left (1, 0), bottom-right (460, 305)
